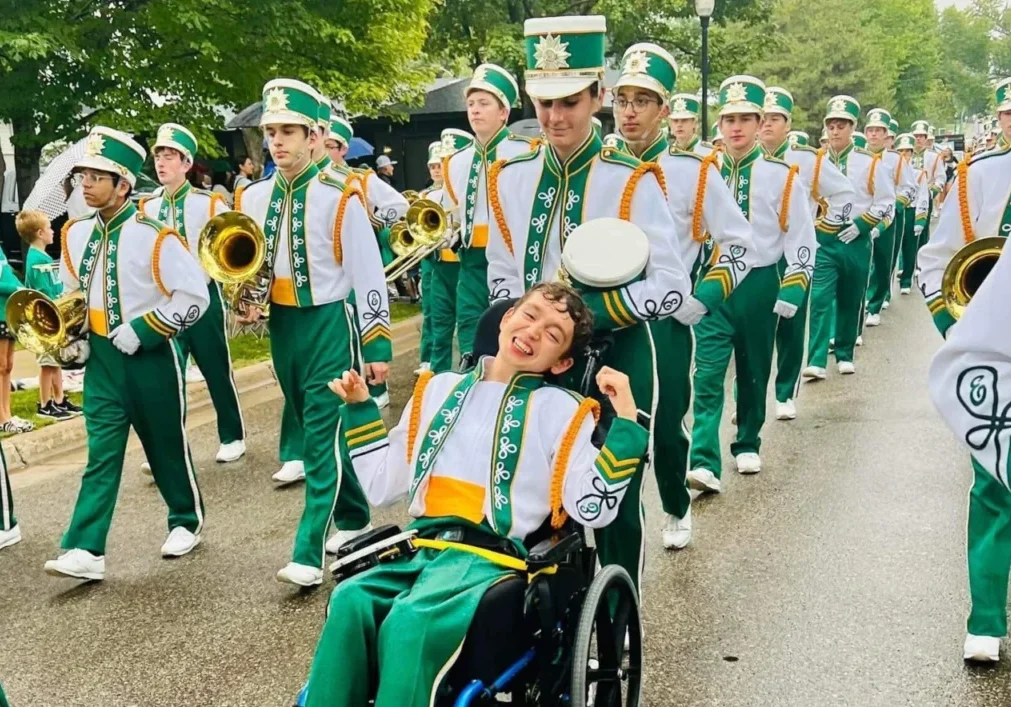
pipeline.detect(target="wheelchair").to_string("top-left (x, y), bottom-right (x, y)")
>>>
top-left (294, 299), bottom-right (643, 707)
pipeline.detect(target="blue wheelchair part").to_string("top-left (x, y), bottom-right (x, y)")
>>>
top-left (453, 648), bottom-right (537, 707)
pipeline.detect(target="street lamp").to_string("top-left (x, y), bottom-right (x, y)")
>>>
top-left (695, 0), bottom-right (715, 139)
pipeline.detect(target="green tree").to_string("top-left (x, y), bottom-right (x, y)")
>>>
top-left (0, 0), bottom-right (437, 207)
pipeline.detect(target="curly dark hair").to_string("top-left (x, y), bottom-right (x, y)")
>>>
top-left (515, 282), bottom-right (595, 359)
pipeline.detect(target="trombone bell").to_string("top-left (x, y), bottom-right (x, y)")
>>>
top-left (384, 199), bottom-right (450, 282)
top-left (198, 211), bottom-right (271, 313)
top-left (941, 236), bottom-right (1004, 320)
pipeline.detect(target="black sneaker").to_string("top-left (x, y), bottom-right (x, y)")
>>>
top-left (55, 399), bottom-right (83, 416)
top-left (37, 402), bottom-right (72, 421)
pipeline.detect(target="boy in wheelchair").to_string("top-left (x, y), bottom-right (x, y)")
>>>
top-left (303, 282), bottom-right (648, 707)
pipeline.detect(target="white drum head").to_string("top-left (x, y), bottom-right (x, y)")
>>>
top-left (328, 529), bottom-right (418, 572)
top-left (562, 217), bottom-right (649, 289)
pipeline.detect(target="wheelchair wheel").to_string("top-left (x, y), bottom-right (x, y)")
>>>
top-left (569, 565), bottom-right (642, 707)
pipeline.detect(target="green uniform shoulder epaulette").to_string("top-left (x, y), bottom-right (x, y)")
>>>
top-left (135, 213), bottom-right (167, 232)
top-left (600, 146), bottom-right (641, 169)
top-left (763, 154), bottom-right (790, 168)
top-left (499, 144), bottom-right (542, 169)
top-left (666, 146), bottom-right (702, 161)
top-left (507, 133), bottom-right (534, 144)
top-left (190, 188), bottom-right (215, 199)
top-left (318, 170), bottom-right (350, 191)
top-left (855, 147), bottom-right (874, 157)
top-left (969, 145), bottom-right (1010, 165)
top-left (790, 144), bottom-right (819, 154)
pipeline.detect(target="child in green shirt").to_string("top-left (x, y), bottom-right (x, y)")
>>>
top-left (15, 210), bottom-right (81, 421)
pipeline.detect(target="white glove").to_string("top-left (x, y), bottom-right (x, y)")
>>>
top-left (869, 224), bottom-right (882, 240)
top-left (59, 339), bottom-right (91, 365)
top-left (913, 225), bottom-right (924, 238)
top-left (673, 296), bottom-right (708, 326)
top-left (773, 300), bottom-right (799, 319)
top-left (109, 325), bottom-right (141, 355)
top-left (838, 225), bottom-right (860, 244)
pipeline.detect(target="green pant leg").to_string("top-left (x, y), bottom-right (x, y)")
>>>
top-left (305, 552), bottom-right (425, 707)
top-left (0, 682), bottom-right (8, 707)
top-left (887, 206), bottom-right (905, 291)
top-left (419, 259), bottom-right (435, 364)
top-left (774, 259), bottom-right (811, 404)
top-left (807, 235), bottom-right (842, 369)
top-left (730, 265), bottom-right (779, 457)
top-left (689, 302), bottom-right (736, 477)
top-left (967, 459), bottom-right (1011, 638)
top-left (279, 397), bottom-right (304, 463)
top-left (375, 551), bottom-right (513, 706)
top-left (595, 323), bottom-right (656, 595)
top-left (652, 319), bottom-right (693, 519)
top-left (178, 283), bottom-right (245, 444)
top-left (899, 206), bottom-right (918, 289)
top-left (61, 337), bottom-right (132, 555)
top-left (456, 247), bottom-right (489, 358)
top-left (127, 339), bottom-right (205, 536)
top-left (866, 223), bottom-right (895, 315)
top-left (1, 442), bottom-right (14, 532)
top-left (429, 259), bottom-right (461, 373)
top-left (833, 237), bottom-right (872, 364)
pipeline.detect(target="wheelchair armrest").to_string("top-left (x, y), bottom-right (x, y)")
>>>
top-left (336, 524), bottom-right (403, 559)
top-left (526, 531), bottom-right (583, 571)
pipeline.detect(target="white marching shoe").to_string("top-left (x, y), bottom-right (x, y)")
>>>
top-left (161, 527), bottom-right (201, 557)
top-left (686, 468), bottom-right (722, 494)
top-left (661, 509), bottom-right (692, 550)
top-left (900, 287), bottom-right (911, 295)
top-left (856, 335), bottom-right (864, 346)
top-left (0, 524), bottom-right (22, 550)
top-left (963, 634), bottom-right (1000, 662)
top-left (272, 460), bottom-right (306, 485)
top-left (735, 452), bottom-right (762, 475)
top-left (865, 313), bottom-right (881, 327)
top-left (141, 461), bottom-right (153, 477)
top-left (881, 300), bottom-right (890, 310)
top-left (776, 399), bottom-right (797, 421)
top-left (326, 524), bottom-right (375, 555)
top-left (44, 549), bottom-right (105, 581)
top-left (373, 392), bottom-right (391, 409)
top-left (276, 562), bottom-right (324, 587)
top-left (802, 366), bottom-right (827, 381)
top-left (838, 361), bottom-right (856, 375)
top-left (215, 440), bottom-right (246, 463)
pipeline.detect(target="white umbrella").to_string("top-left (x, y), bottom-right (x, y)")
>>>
top-left (23, 137), bottom-right (89, 219)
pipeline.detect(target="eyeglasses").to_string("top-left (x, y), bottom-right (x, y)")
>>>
top-left (71, 172), bottom-right (115, 188)
top-left (613, 97), bottom-right (659, 114)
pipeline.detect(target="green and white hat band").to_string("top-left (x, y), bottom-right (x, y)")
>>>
top-left (718, 75), bottom-right (766, 116)
top-left (895, 133), bottom-right (915, 150)
top-left (74, 126), bottom-right (147, 187)
top-left (996, 78), bottom-right (1011, 112)
top-left (468, 64), bottom-right (519, 108)
top-left (317, 95), bottom-right (332, 128)
top-left (911, 119), bottom-right (929, 135)
top-left (865, 108), bottom-right (891, 130)
top-left (154, 123), bottom-right (197, 161)
top-left (427, 141), bottom-right (443, 164)
top-left (788, 130), bottom-right (809, 147)
top-left (441, 128), bottom-right (474, 154)
top-left (524, 15), bottom-right (606, 100)
top-left (763, 87), bottom-right (793, 117)
top-left (260, 78), bottom-right (319, 128)
top-left (329, 116), bottom-right (353, 146)
top-left (825, 95), bottom-right (860, 123)
top-left (614, 42), bottom-right (678, 101)
top-left (602, 133), bottom-right (627, 150)
top-left (927, 125), bottom-right (936, 138)
top-left (888, 118), bottom-right (899, 136)
top-left (668, 93), bottom-right (700, 119)
top-left (711, 121), bottom-right (722, 140)
top-left (852, 132), bottom-right (867, 149)
top-left (591, 116), bottom-right (602, 137)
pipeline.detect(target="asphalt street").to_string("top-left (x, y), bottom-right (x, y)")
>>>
top-left (2, 290), bottom-right (1007, 707)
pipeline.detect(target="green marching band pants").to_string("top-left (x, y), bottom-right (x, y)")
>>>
top-left (866, 219), bottom-right (897, 316)
top-left (898, 206), bottom-right (918, 290)
top-left (884, 204), bottom-right (906, 304)
top-left (807, 232), bottom-right (872, 368)
top-left (774, 257), bottom-right (811, 404)
top-left (967, 458), bottom-right (1011, 638)
top-left (652, 319), bottom-right (694, 521)
top-left (419, 258), bottom-right (435, 364)
top-left (62, 335), bottom-right (203, 555)
top-left (456, 247), bottom-right (489, 360)
top-left (174, 281), bottom-right (245, 444)
top-left (304, 519), bottom-right (513, 707)
top-left (429, 258), bottom-right (461, 373)
top-left (690, 264), bottom-right (780, 477)
top-left (279, 398), bottom-right (304, 464)
top-left (269, 301), bottom-right (370, 568)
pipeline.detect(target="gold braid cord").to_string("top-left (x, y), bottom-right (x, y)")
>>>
top-left (957, 160), bottom-right (974, 245)
top-left (620, 163), bottom-right (666, 221)
top-left (209, 192), bottom-right (227, 218)
top-left (488, 159), bottom-right (513, 255)
top-left (549, 397), bottom-right (601, 529)
top-left (779, 164), bottom-right (800, 232)
top-left (153, 227), bottom-right (185, 297)
top-left (61, 219), bottom-right (80, 279)
top-left (406, 371), bottom-right (435, 464)
top-left (692, 152), bottom-right (720, 243)
top-left (234, 185), bottom-right (245, 212)
top-left (333, 185), bottom-right (364, 265)
top-left (867, 153), bottom-right (882, 196)
top-left (811, 149), bottom-right (825, 203)
top-left (441, 155), bottom-right (458, 207)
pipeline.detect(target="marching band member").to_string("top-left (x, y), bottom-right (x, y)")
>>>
top-left (140, 123), bottom-right (246, 465)
top-left (760, 90), bottom-right (854, 421)
top-left (910, 119), bottom-right (947, 262)
top-left (881, 118), bottom-right (909, 310)
top-left (864, 109), bottom-right (916, 325)
top-left (416, 140), bottom-right (445, 374)
top-left (895, 132), bottom-right (929, 296)
top-left (46, 127), bottom-right (209, 580)
top-left (803, 96), bottom-right (892, 380)
top-left (442, 64), bottom-right (534, 367)
top-left (668, 93), bottom-right (713, 156)
top-left (236, 79), bottom-right (389, 586)
top-left (486, 15), bottom-right (699, 590)
top-left (687, 76), bottom-right (815, 487)
top-left (304, 283), bottom-right (647, 706)
top-left (611, 42), bottom-right (756, 549)
top-left (927, 141), bottom-right (1011, 662)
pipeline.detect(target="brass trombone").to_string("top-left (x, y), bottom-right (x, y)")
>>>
top-left (6, 289), bottom-right (87, 362)
top-left (198, 211), bottom-right (272, 315)
top-left (384, 199), bottom-right (454, 282)
top-left (941, 236), bottom-right (1004, 320)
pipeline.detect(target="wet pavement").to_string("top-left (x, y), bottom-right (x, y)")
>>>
top-left (2, 291), bottom-right (1009, 706)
